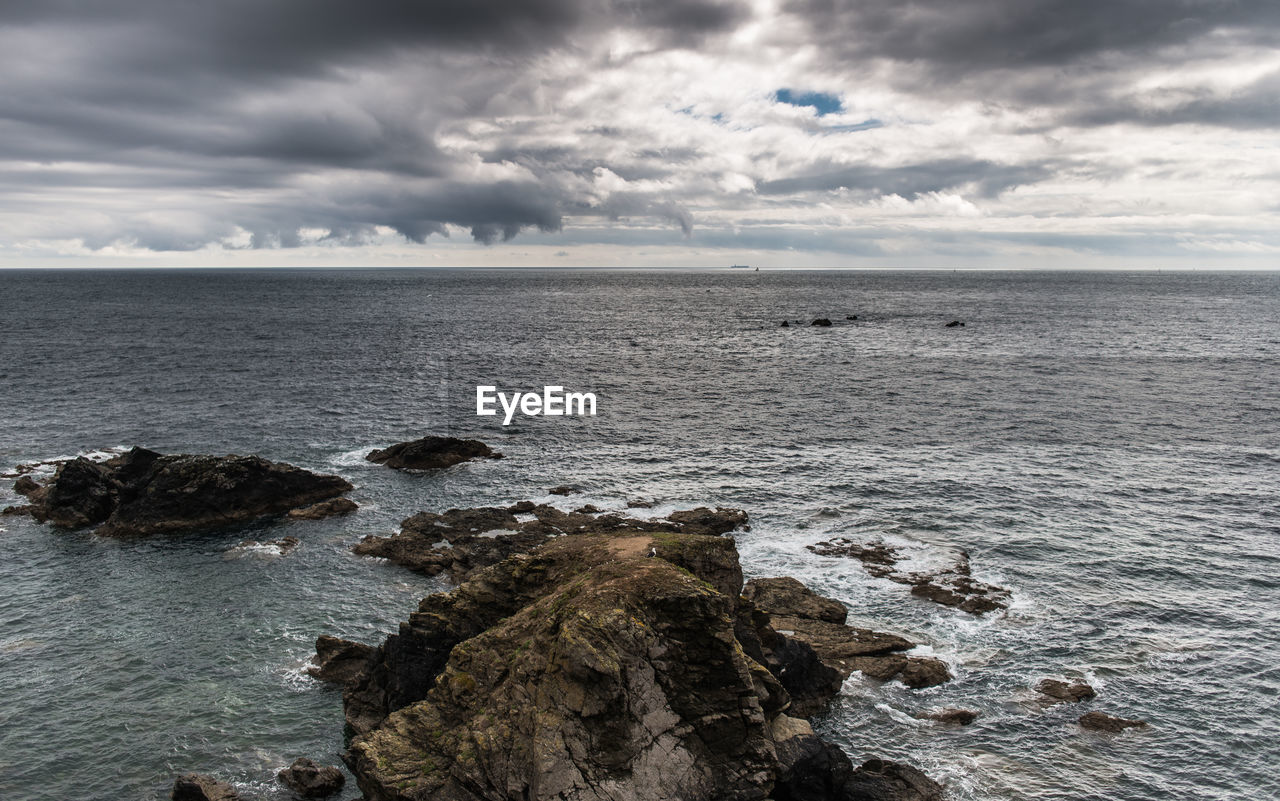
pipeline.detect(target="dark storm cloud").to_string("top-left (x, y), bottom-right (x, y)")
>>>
top-left (758, 160), bottom-right (1052, 199)
top-left (786, 0), bottom-right (1280, 71)
top-left (0, 0), bottom-right (744, 249)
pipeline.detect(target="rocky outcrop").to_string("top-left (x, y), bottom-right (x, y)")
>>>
top-left (743, 577), bottom-right (951, 691)
top-left (335, 518), bottom-right (943, 801)
top-left (170, 773), bottom-right (240, 801)
top-left (920, 708), bottom-right (979, 726)
top-left (352, 503), bottom-right (748, 583)
top-left (14, 447), bottom-right (352, 537)
top-left (366, 436), bottom-right (500, 471)
top-left (1078, 711), bottom-right (1147, 732)
top-left (287, 497), bottom-right (358, 519)
top-left (548, 485), bottom-right (575, 495)
top-left (809, 537), bottom-right (1011, 614)
top-left (1036, 678), bottom-right (1096, 704)
top-left (944, 320), bottom-right (964, 328)
top-left (277, 758), bottom-right (345, 797)
top-left (811, 318), bottom-right (832, 327)
top-left (306, 635), bottom-right (376, 686)
top-left (845, 759), bottom-right (945, 801)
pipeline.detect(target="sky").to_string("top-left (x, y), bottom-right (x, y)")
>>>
top-left (1, 0), bottom-right (1278, 269)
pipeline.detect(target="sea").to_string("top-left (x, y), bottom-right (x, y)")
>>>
top-left (0, 268), bottom-right (1276, 801)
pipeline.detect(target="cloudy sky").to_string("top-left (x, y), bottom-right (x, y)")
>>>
top-left (2, 0), bottom-right (1278, 268)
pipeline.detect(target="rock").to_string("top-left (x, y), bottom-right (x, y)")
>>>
top-left (742, 577), bottom-right (949, 692)
top-left (226, 536), bottom-right (300, 558)
top-left (307, 636), bottom-right (375, 686)
top-left (846, 315), bottom-right (858, 320)
top-left (845, 759), bottom-right (945, 801)
top-left (743, 576), bottom-right (847, 624)
top-left (574, 504), bottom-right (602, 514)
top-left (944, 320), bottom-right (964, 327)
top-left (809, 537), bottom-right (1011, 614)
top-left (1, 504), bottom-right (33, 516)
top-left (365, 435), bottom-right (500, 471)
top-left (277, 758), bottom-right (345, 798)
top-left (1037, 678), bottom-right (1096, 704)
top-left (13, 475), bottom-right (43, 498)
top-left (811, 318), bottom-right (832, 327)
top-left (288, 497), bottom-right (358, 520)
top-left (780, 320), bottom-right (790, 327)
top-left (353, 503), bottom-right (749, 583)
top-left (1078, 711), bottom-right (1147, 732)
top-left (18, 447), bottom-right (352, 537)
top-left (626, 498), bottom-right (654, 508)
top-left (920, 707), bottom-right (979, 726)
top-left (170, 773), bottom-right (240, 801)
top-left (548, 485), bottom-right (575, 495)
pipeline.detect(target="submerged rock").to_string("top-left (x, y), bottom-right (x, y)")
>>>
top-left (809, 537), bottom-right (1011, 614)
top-left (811, 318), bottom-right (833, 327)
top-left (1078, 711), bottom-right (1147, 732)
top-left (287, 497), bottom-right (358, 520)
top-left (339, 528), bottom-right (943, 801)
top-left (15, 447), bottom-right (352, 537)
top-left (225, 536), bottom-right (300, 558)
top-left (548, 484), bottom-right (575, 495)
top-left (277, 757), bottom-right (345, 798)
top-left (920, 708), bottom-right (980, 726)
top-left (170, 773), bottom-right (240, 801)
top-left (365, 436), bottom-right (500, 471)
top-left (1037, 678), bottom-right (1096, 704)
top-left (945, 320), bottom-right (965, 328)
top-left (780, 320), bottom-right (790, 327)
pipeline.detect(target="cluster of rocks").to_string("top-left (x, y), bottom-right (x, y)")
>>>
top-left (312, 506), bottom-right (946, 801)
top-left (7, 446), bottom-right (354, 536)
top-left (808, 537), bottom-right (1012, 614)
top-left (1035, 678), bottom-right (1148, 733)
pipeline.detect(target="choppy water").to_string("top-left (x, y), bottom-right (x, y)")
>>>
top-left (1, 268), bottom-right (1277, 801)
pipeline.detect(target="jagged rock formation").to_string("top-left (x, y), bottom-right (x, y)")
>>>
top-left (366, 436), bottom-right (500, 471)
top-left (328, 508), bottom-right (945, 801)
top-left (1036, 678), bottom-right (1096, 704)
top-left (919, 708), bottom-right (979, 726)
top-left (288, 497), bottom-right (358, 519)
top-left (307, 635), bottom-right (376, 685)
top-left (809, 537), bottom-right (1011, 614)
top-left (352, 503), bottom-right (748, 582)
top-left (743, 577), bottom-right (951, 691)
top-left (13, 446), bottom-right (352, 537)
top-left (276, 757), bottom-right (345, 797)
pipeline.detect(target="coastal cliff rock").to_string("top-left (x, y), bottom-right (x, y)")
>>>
top-left (809, 537), bottom-right (1011, 614)
top-left (352, 502), bottom-right (747, 582)
top-left (743, 577), bottom-right (951, 690)
top-left (365, 436), bottom-right (500, 471)
top-left (15, 447), bottom-right (352, 537)
top-left (307, 635), bottom-right (376, 686)
top-left (335, 513), bottom-right (944, 801)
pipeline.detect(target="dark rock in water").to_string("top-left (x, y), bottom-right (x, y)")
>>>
top-left (277, 758), bottom-right (345, 798)
top-left (307, 636), bottom-right (375, 686)
top-left (287, 497), bottom-right (358, 520)
top-left (170, 773), bottom-right (240, 801)
top-left (18, 446), bottom-right (352, 537)
top-left (574, 503), bottom-right (602, 514)
top-left (811, 318), bottom-right (832, 327)
top-left (845, 759), bottom-right (945, 801)
top-left (626, 498), bottom-right (654, 508)
top-left (365, 435), bottom-right (500, 471)
top-left (781, 320), bottom-right (790, 327)
top-left (2, 504), bottom-right (33, 516)
top-left (742, 577), bottom-right (950, 691)
top-left (13, 475), bottom-right (43, 499)
top-left (1078, 711), bottom-right (1147, 732)
top-left (920, 707), bottom-right (979, 726)
top-left (353, 503), bottom-right (750, 583)
top-left (226, 536), bottom-right (300, 558)
top-left (548, 484), bottom-right (575, 495)
top-left (340, 529), bottom-right (940, 801)
top-left (809, 537), bottom-right (1011, 614)
top-left (945, 320), bottom-right (964, 327)
top-left (846, 315), bottom-right (858, 320)
top-left (1037, 678), bottom-right (1096, 704)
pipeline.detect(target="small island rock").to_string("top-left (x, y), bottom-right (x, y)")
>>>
top-left (170, 773), bottom-right (240, 801)
top-left (1079, 711), bottom-right (1148, 732)
top-left (365, 436), bottom-right (500, 471)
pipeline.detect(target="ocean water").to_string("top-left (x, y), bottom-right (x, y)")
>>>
top-left (0, 268), bottom-right (1277, 801)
